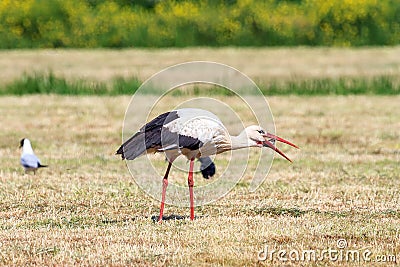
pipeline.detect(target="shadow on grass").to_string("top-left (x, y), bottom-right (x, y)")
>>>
top-left (248, 206), bottom-right (400, 219)
top-left (102, 214), bottom-right (204, 224)
top-left (250, 207), bottom-right (307, 217)
top-left (101, 217), bottom-right (138, 224)
top-left (151, 214), bottom-right (186, 222)
top-left (150, 214), bottom-right (207, 222)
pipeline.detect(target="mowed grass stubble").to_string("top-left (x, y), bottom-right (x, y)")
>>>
top-left (0, 95), bottom-right (398, 265)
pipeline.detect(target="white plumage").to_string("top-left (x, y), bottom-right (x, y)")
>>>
top-left (165, 116), bottom-right (225, 144)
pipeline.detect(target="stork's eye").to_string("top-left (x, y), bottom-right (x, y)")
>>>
top-left (257, 130), bottom-right (265, 134)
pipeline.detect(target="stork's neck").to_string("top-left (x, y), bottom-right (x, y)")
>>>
top-left (230, 131), bottom-right (251, 150)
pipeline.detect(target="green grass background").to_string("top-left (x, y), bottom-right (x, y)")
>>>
top-left (1, 72), bottom-right (399, 95)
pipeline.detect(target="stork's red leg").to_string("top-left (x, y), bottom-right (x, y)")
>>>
top-left (188, 159), bottom-right (195, 220)
top-left (159, 162), bottom-right (172, 223)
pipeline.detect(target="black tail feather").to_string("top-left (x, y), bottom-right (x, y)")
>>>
top-left (38, 163), bottom-right (48, 168)
top-left (116, 132), bottom-right (147, 160)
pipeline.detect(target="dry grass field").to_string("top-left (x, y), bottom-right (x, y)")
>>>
top-left (0, 48), bottom-right (399, 266)
top-left (1, 47), bottom-right (400, 84)
top-left (0, 93), bottom-right (399, 266)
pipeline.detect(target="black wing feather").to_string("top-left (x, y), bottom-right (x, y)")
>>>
top-left (116, 110), bottom-right (205, 160)
top-left (117, 111), bottom-right (178, 160)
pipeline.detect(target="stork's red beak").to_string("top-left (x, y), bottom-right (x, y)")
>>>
top-left (262, 133), bottom-right (299, 162)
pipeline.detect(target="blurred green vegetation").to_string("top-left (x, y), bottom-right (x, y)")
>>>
top-left (0, 0), bottom-right (399, 48)
top-left (1, 73), bottom-right (399, 95)
top-left (0, 73), bottom-right (142, 95)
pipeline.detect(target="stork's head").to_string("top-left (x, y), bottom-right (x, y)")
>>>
top-left (244, 125), bottom-right (298, 162)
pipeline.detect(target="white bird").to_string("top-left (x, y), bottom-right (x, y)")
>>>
top-left (20, 138), bottom-right (48, 174)
top-left (116, 108), bottom-right (298, 222)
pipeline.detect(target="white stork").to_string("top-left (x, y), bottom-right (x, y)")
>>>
top-left (20, 138), bottom-right (48, 174)
top-left (116, 108), bottom-right (298, 222)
